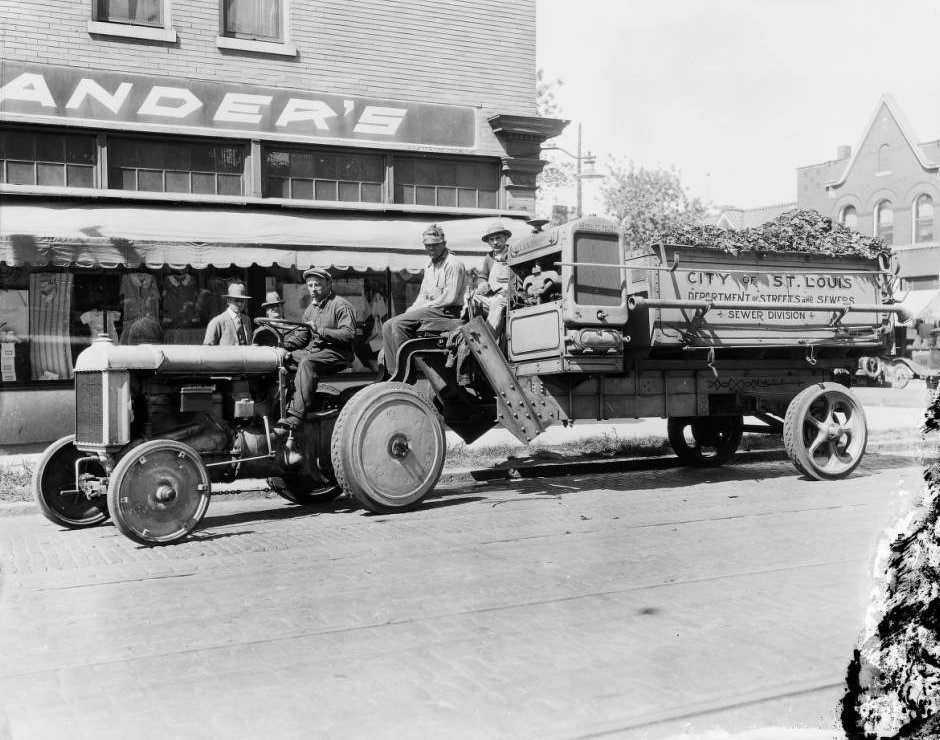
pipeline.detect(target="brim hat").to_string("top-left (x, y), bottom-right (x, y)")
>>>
top-left (261, 290), bottom-right (283, 308)
top-left (422, 224), bottom-right (446, 245)
top-left (481, 221), bottom-right (512, 242)
top-left (224, 283), bottom-right (251, 300)
top-left (303, 267), bottom-right (332, 282)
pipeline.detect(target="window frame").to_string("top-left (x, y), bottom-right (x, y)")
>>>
top-left (914, 193), bottom-right (934, 244)
top-left (261, 144), bottom-right (386, 204)
top-left (839, 204), bottom-right (858, 230)
top-left (392, 154), bottom-right (500, 210)
top-left (216, 0), bottom-right (297, 56)
top-left (87, 0), bottom-right (177, 42)
top-left (874, 199), bottom-right (894, 244)
top-left (0, 126), bottom-right (99, 189)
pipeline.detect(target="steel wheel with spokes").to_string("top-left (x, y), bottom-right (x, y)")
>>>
top-left (783, 382), bottom-right (867, 480)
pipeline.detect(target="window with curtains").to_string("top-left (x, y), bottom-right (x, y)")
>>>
top-left (108, 137), bottom-right (247, 195)
top-left (222, 0), bottom-right (282, 41)
top-left (875, 200), bottom-right (893, 244)
top-left (96, 0), bottom-right (163, 26)
top-left (394, 156), bottom-right (499, 209)
top-left (0, 128), bottom-right (97, 188)
top-left (914, 194), bottom-right (934, 243)
top-left (262, 147), bottom-right (384, 202)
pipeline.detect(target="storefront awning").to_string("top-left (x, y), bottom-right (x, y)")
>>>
top-left (0, 200), bottom-right (514, 272)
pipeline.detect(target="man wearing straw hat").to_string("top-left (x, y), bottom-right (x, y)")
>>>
top-left (260, 290), bottom-right (284, 320)
top-left (203, 282), bottom-right (253, 346)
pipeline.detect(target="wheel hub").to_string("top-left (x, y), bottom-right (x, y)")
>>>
top-left (154, 482), bottom-right (177, 504)
top-left (388, 434), bottom-right (410, 458)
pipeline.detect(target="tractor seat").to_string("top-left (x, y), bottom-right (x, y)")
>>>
top-left (416, 318), bottom-right (465, 336)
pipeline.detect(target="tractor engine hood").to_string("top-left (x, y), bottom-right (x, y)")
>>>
top-left (74, 336), bottom-right (281, 374)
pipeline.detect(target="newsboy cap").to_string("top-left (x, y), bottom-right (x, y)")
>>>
top-left (422, 224), bottom-right (446, 245)
top-left (303, 267), bottom-right (332, 282)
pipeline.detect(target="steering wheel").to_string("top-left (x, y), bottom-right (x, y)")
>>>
top-left (254, 318), bottom-right (310, 332)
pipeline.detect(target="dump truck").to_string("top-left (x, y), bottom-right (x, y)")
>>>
top-left (33, 216), bottom-right (923, 544)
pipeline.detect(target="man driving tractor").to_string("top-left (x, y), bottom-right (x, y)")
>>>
top-left (274, 268), bottom-right (356, 434)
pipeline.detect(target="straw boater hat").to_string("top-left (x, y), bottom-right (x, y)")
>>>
top-left (224, 283), bottom-right (251, 300)
top-left (261, 290), bottom-right (283, 308)
top-left (481, 221), bottom-right (513, 242)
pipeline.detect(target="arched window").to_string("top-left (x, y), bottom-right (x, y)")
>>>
top-left (914, 194), bottom-right (934, 243)
top-left (877, 144), bottom-right (890, 173)
top-left (875, 200), bottom-right (893, 244)
top-left (840, 205), bottom-right (858, 230)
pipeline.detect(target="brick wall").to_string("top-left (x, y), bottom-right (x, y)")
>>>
top-left (0, 0), bottom-right (536, 152)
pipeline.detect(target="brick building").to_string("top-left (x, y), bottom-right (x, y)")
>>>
top-left (0, 0), bottom-right (564, 444)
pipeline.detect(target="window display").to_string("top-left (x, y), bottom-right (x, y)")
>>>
top-left (30, 273), bottom-right (74, 381)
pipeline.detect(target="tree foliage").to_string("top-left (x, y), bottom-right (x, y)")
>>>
top-left (536, 68), bottom-right (563, 118)
top-left (602, 160), bottom-right (707, 250)
top-left (536, 68), bottom-right (573, 214)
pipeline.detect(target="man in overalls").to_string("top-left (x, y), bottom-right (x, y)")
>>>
top-left (471, 221), bottom-right (513, 332)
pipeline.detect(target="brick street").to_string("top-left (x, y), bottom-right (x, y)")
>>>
top-left (0, 444), bottom-right (925, 740)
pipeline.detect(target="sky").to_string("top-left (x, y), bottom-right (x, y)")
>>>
top-left (536, 0), bottom-right (940, 213)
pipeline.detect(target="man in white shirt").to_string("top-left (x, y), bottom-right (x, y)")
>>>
top-left (381, 224), bottom-right (467, 375)
top-left (203, 283), bottom-right (253, 346)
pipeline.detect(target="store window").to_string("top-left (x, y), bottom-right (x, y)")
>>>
top-left (875, 200), bottom-right (893, 244)
top-left (840, 205), bottom-right (858, 230)
top-left (0, 129), bottom-right (97, 188)
top-left (262, 148), bottom-right (384, 202)
top-left (394, 156), bottom-right (499, 209)
top-left (914, 194), bottom-right (934, 243)
top-left (108, 137), bottom-right (246, 195)
top-left (96, 0), bottom-right (162, 26)
top-left (222, 0), bottom-right (282, 41)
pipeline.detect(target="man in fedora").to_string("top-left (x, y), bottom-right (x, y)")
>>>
top-left (381, 224), bottom-right (467, 375)
top-left (471, 220), bottom-right (513, 331)
top-left (203, 282), bottom-right (253, 346)
top-left (275, 267), bottom-right (356, 433)
top-left (260, 290), bottom-right (284, 320)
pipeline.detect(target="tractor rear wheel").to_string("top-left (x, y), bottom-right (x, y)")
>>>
top-left (330, 382), bottom-right (445, 513)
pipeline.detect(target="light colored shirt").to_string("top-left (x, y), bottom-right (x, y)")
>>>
top-left (412, 251), bottom-right (467, 310)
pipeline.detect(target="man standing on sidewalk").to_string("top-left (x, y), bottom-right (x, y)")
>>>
top-left (381, 224), bottom-right (467, 375)
top-left (203, 283), bottom-right (253, 346)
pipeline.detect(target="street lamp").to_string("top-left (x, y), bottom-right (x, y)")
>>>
top-left (542, 122), bottom-right (604, 218)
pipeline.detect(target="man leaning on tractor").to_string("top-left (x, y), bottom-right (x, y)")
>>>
top-left (274, 268), bottom-right (356, 434)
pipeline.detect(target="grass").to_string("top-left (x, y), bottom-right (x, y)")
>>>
top-left (0, 462), bottom-right (33, 504)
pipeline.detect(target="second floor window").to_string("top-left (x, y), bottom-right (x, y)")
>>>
top-left (840, 205), bottom-right (858, 230)
top-left (108, 137), bottom-right (246, 195)
top-left (875, 200), bottom-right (893, 244)
top-left (394, 156), bottom-right (499, 209)
top-left (915, 194), bottom-right (934, 243)
top-left (262, 148), bottom-right (384, 202)
top-left (0, 129), bottom-right (96, 188)
top-left (96, 0), bottom-right (163, 27)
top-left (222, 0), bottom-right (281, 41)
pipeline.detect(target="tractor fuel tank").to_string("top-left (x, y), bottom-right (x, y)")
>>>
top-left (74, 336), bottom-right (281, 374)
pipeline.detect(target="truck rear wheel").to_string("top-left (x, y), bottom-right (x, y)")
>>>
top-left (107, 439), bottom-right (211, 545)
top-left (330, 382), bottom-right (445, 513)
top-left (667, 415), bottom-right (743, 467)
top-left (783, 382), bottom-right (867, 480)
top-left (33, 435), bottom-right (109, 528)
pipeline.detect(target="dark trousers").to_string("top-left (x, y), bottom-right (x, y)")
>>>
top-left (382, 305), bottom-right (461, 374)
top-left (284, 347), bottom-right (349, 422)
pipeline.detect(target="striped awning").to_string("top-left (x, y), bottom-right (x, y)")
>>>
top-left (0, 199), bottom-right (515, 272)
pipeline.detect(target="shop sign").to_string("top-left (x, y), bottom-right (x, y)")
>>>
top-left (0, 62), bottom-right (476, 148)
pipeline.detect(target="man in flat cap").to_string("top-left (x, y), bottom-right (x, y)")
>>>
top-left (275, 267), bottom-right (356, 433)
top-left (471, 220), bottom-right (513, 331)
top-left (203, 282), bottom-right (253, 346)
top-left (381, 224), bottom-right (467, 375)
